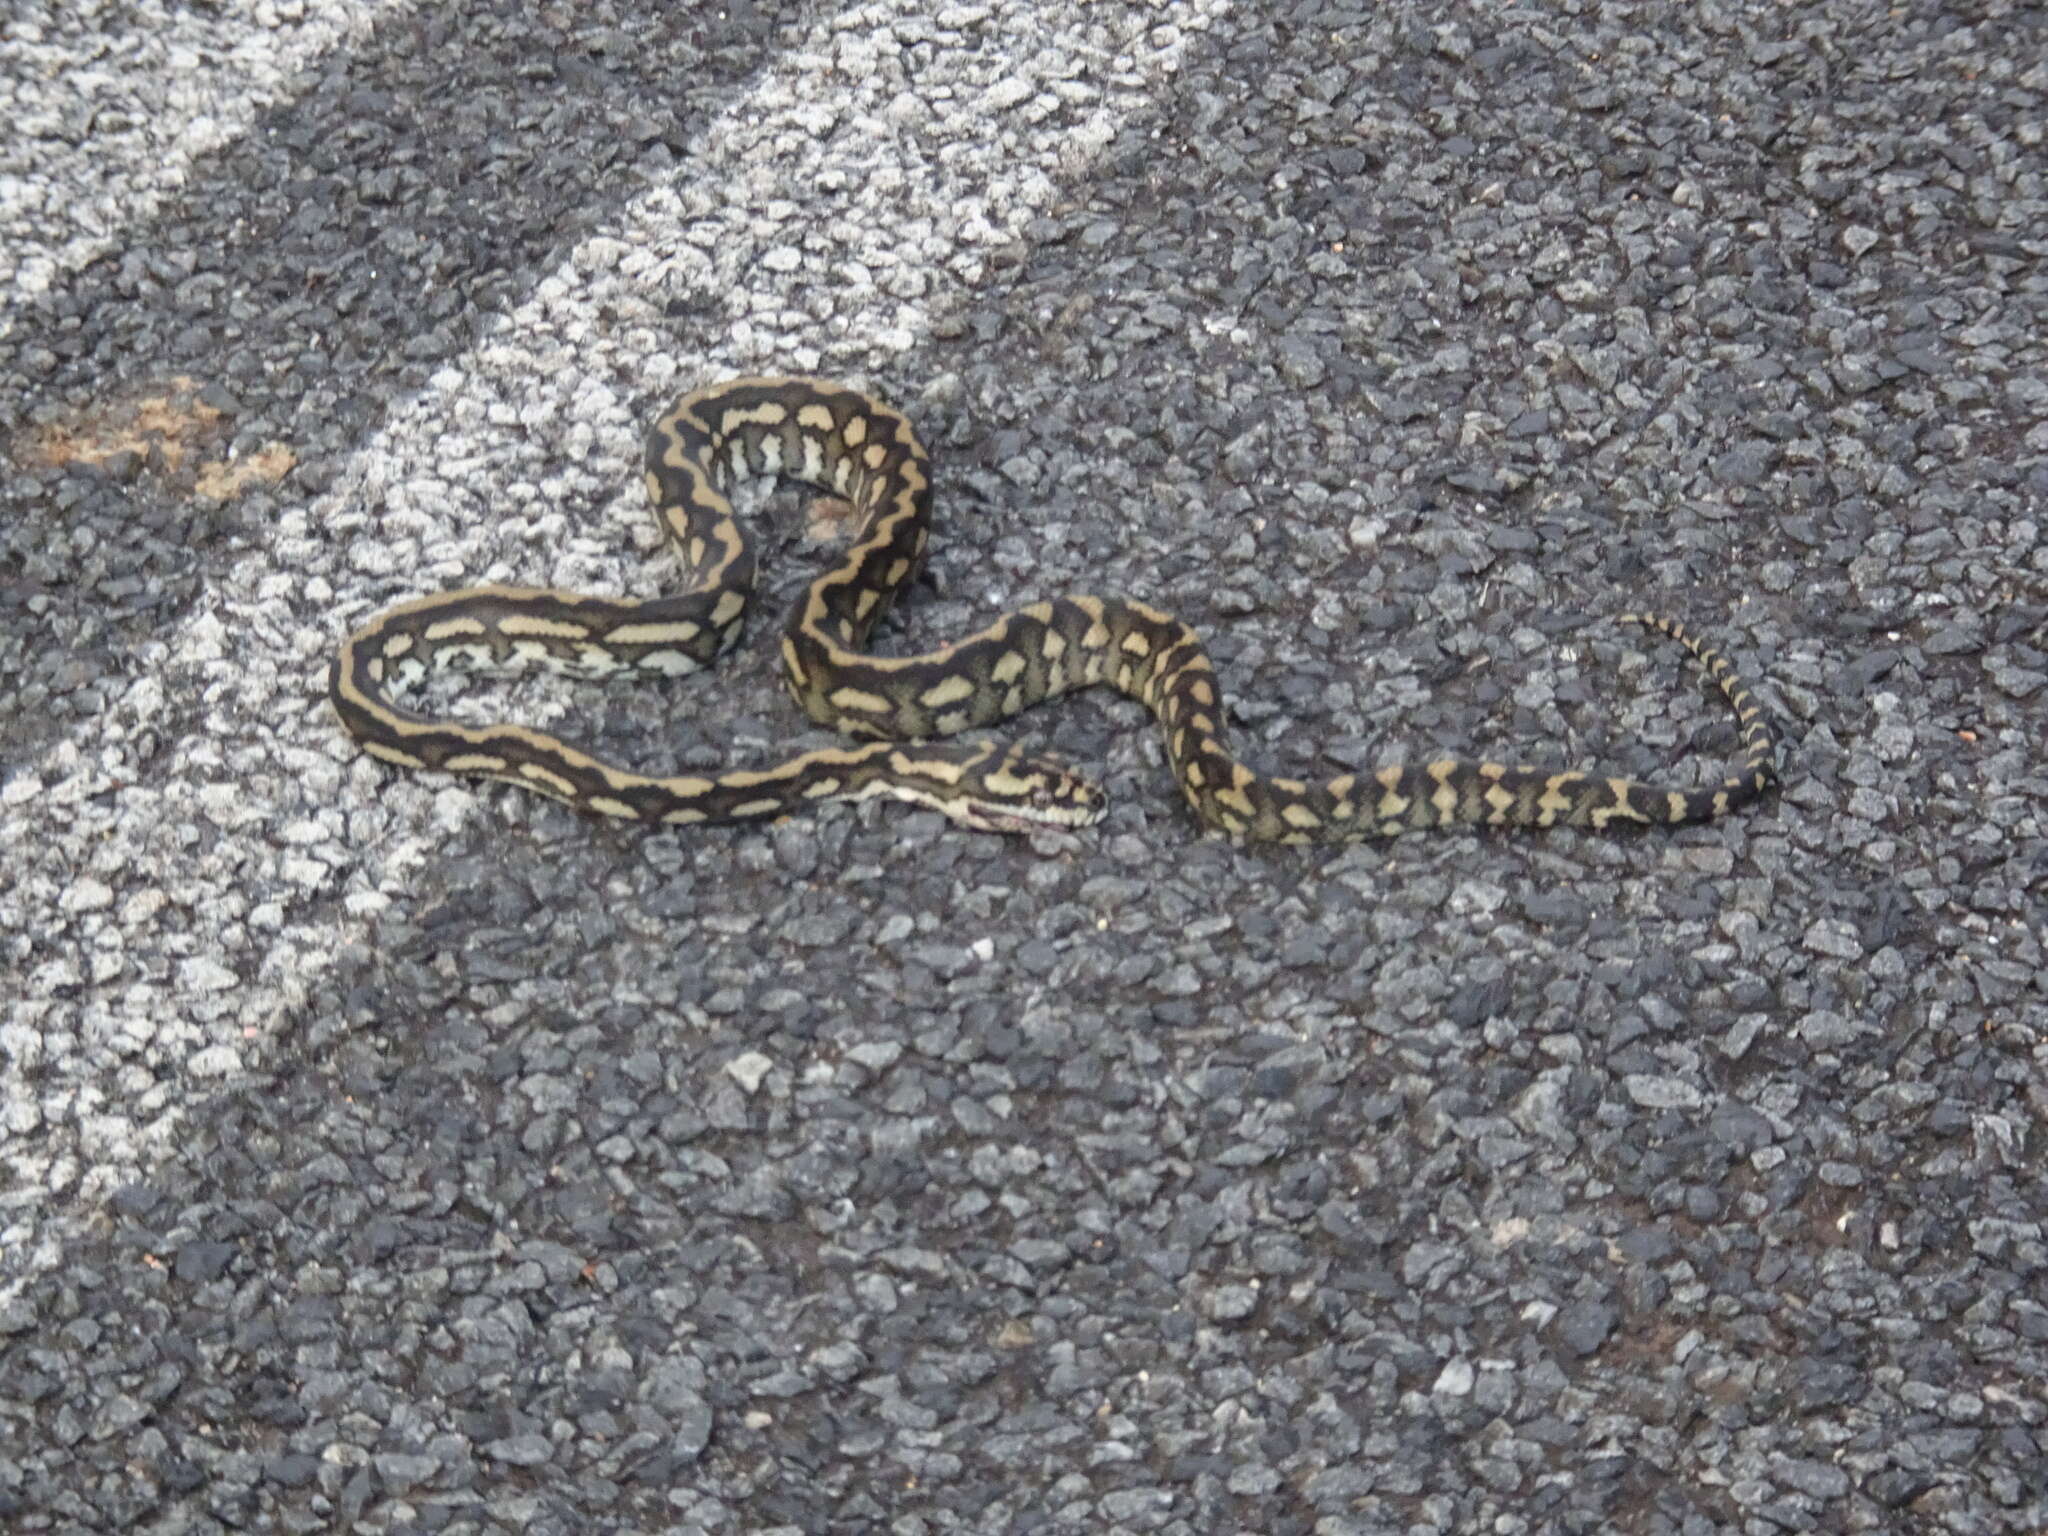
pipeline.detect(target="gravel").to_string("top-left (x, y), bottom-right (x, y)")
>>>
top-left (3, 0), bottom-right (2045, 1531)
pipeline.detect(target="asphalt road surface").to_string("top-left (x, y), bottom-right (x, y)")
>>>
top-left (3, 1), bottom-right (2044, 1531)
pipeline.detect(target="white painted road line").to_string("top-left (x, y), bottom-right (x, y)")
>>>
top-left (0, 1), bottom-right (404, 319)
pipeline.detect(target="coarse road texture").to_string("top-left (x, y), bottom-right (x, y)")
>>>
top-left (2, 2), bottom-right (2044, 1532)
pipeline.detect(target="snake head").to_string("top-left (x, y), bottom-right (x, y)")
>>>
top-left (890, 742), bottom-right (1106, 835)
top-left (958, 753), bottom-right (1105, 835)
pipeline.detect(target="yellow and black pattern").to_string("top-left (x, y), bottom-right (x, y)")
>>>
top-left (331, 376), bottom-right (1778, 842)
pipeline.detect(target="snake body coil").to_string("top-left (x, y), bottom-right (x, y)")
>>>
top-left (332, 377), bottom-right (1777, 842)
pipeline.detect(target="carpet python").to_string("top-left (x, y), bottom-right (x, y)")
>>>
top-left (331, 376), bottom-right (1778, 843)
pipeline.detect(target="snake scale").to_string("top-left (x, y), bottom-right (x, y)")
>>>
top-left (331, 376), bottom-right (1778, 843)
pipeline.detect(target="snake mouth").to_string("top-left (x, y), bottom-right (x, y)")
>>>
top-left (975, 812), bottom-right (1054, 835)
top-left (952, 800), bottom-right (1099, 836)
top-left (946, 781), bottom-right (1109, 835)
top-left (868, 777), bottom-right (1100, 835)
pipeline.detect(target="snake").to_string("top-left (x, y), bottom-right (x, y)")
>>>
top-left (330, 376), bottom-right (1778, 843)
